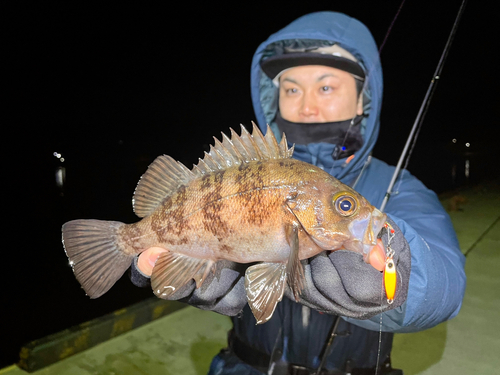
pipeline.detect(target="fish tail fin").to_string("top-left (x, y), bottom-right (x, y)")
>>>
top-left (62, 219), bottom-right (134, 298)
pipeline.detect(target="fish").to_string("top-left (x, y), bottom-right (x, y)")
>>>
top-left (62, 123), bottom-right (386, 324)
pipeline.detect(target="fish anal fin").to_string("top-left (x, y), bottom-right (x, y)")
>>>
top-left (151, 252), bottom-right (213, 299)
top-left (245, 262), bottom-right (286, 324)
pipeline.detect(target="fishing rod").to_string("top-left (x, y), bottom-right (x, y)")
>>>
top-left (313, 3), bottom-right (469, 375)
top-left (380, 0), bottom-right (468, 212)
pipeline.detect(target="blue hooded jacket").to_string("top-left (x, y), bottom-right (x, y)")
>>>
top-left (248, 11), bottom-right (466, 334)
top-left (129, 11), bottom-right (466, 373)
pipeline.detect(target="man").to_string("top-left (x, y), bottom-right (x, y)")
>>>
top-left (132, 11), bottom-right (466, 374)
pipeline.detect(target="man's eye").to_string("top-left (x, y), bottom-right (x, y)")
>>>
top-left (321, 86), bottom-right (332, 92)
top-left (286, 88), bottom-right (298, 94)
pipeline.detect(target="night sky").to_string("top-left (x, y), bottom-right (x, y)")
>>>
top-left (2, 1), bottom-right (498, 368)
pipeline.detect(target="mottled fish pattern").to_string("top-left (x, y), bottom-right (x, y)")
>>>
top-left (62, 124), bottom-right (386, 324)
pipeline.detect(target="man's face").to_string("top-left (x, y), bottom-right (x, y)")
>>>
top-left (278, 65), bottom-right (363, 123)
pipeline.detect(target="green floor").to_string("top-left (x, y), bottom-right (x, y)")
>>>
top-left (1, 307), bottom-right (232, 375)
top-left (2, 181), bottom-right (499, 375)
top-left (392, 183), bottom-right (500, 374)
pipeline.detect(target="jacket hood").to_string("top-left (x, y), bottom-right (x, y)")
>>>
top-left (250, 11), bottom-right (383, 182)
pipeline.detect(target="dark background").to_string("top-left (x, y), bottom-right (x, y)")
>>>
top-left (2, 1), bottom-right (498, 368)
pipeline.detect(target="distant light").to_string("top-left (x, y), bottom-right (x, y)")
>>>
top-left (452, 139), bottom-right (457, 143)
top-left (465, 143), bottom-right (470, 147)
top-left (56, 166), bottom-right (66, 188)
top-left (54, 152), bottom-right (65, 162)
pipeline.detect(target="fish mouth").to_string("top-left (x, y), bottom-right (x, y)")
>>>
top-left (344, 208), bottom-right (387, 257)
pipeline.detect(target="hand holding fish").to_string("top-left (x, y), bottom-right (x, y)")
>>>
top-left (137, 247), bottom-right (167, 277)
top-left (62, 124), bottom-right (410, 324)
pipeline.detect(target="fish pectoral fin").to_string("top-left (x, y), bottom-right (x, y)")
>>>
top-left (151, 252), bottom-right (213, 299)
top-left (285, 221), bottom-right (305, 302)
top-left (245, 262), bottom-right (287, 325)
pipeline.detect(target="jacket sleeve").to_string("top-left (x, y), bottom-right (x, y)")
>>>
top-left (345, 173), bottom-right (466, 333)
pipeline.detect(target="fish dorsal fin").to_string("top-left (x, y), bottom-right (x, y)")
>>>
top-left (192, 123), bottom-right (294, 175)
top-left (133, 123), bottom-right (294, 217)
top-left (133, 155), bottom-right (196, 218)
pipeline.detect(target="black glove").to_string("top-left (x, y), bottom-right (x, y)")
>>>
top-left (287, 217), bottom-right (410, 319)
top-left (130, 258), bottom-right (248, 316)
top-left (130, 257), bottom-right (153, 288)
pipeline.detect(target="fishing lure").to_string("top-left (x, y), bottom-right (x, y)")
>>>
top-left (383, 222), bottom-right (396, 304)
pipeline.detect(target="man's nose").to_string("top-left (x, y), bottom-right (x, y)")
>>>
top-left (300, 93), bottom-right (319, 117)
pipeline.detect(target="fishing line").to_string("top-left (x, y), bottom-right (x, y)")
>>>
top-left (374, 273), bottom-right (386, 375)
top-left (377, 0), bottom-right (406, 55)
top-left (375, 222), bottom-right (397, 375)
top-left (380, 0), bottom-right (468, 212)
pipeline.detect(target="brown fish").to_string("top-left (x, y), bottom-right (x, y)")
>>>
top-left (62, 124), bottom-right (386, 324)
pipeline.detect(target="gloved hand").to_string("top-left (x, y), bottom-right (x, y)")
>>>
top-left (130, 254), bottom-right (248, 316)
top-left (130, 216), bottom-right (410, 319)
top-left (288, 216), bottom-right (410, 319)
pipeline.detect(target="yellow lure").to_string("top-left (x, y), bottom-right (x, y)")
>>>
top-left (384, 257), bottom-right (396, 304)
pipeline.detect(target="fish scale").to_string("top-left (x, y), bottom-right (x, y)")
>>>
top-left (62, 123), bottom-right (386, 324)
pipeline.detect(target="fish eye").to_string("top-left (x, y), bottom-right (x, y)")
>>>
top-left (333, 193), bottom-right (358, 216)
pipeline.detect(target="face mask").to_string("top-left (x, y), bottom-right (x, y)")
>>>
top-left (275, 112), bottom-right (365, 159)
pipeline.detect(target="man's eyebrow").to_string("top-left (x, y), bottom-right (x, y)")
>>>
top-left (281, 77), bottom-right (299, 84)
top-left (317, 73), bottom-right (338, 81)
top-left (281, 73), bottom-right (339, 85)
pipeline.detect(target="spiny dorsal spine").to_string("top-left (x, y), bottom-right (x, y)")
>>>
top-left (133, 123), bottom-right (293, 217)
top-left (194, 123), bottom-right (293, 175)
